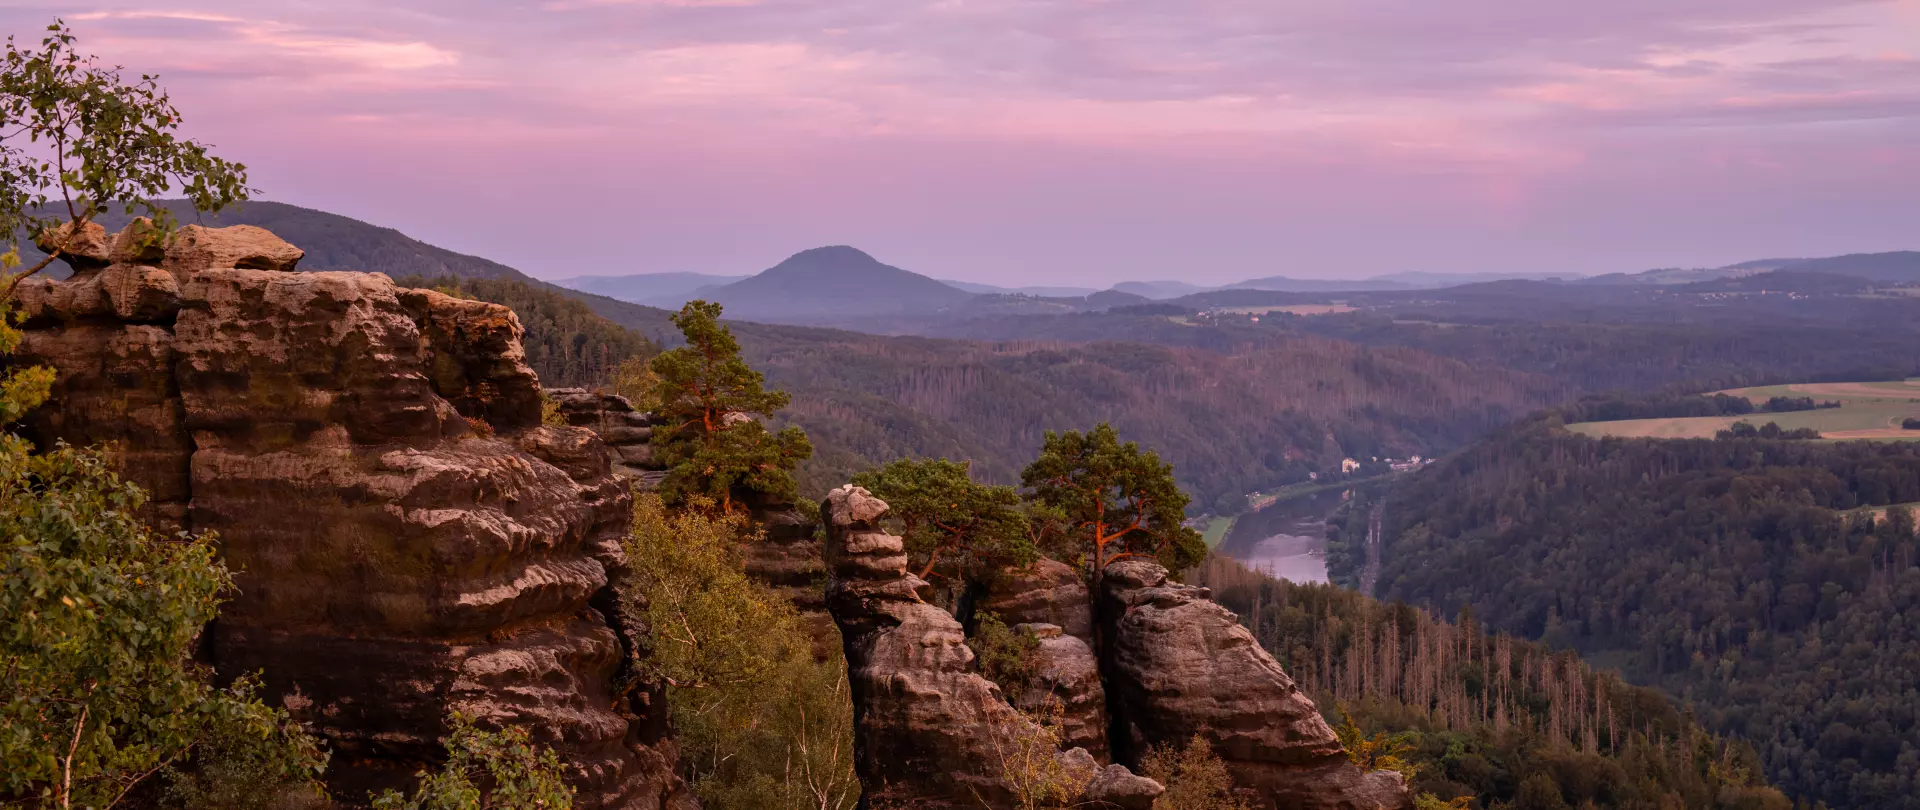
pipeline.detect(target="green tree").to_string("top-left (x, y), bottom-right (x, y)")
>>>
top-left (649, 301), bottom-right (811, 511)
top-left (1020, 423), bottom-right (1204, 576)
top-left (370, 712), bottom-right (573, 810)
top-left (621, 494), bottom-right (858, 810)
top-left (966, 611), bottom-right (1041, 703)
top-left (0, 19), bottom-right (249, 294)
top-left (850, 458), bottom-right (1035, 580)
top-left (0, 427), bottom-right (327, 809)
top-left (1139, 735), bottom-right (1249, 810)
top-left (0, 20), bottom-right (322, 810)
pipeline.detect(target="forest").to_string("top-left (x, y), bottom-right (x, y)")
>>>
top-left (1340, 423), bottom-right (1920, 808)
top-left (1194, 555), bottom-right (1796, 810)
top-left (441, 276), bottom-right (1564, 512)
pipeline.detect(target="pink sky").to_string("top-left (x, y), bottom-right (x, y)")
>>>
top-left (11, 0), bottom-right (1919, 284)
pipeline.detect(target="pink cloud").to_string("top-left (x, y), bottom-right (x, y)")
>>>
top-left (0, 0), bottom-right (1911, 283)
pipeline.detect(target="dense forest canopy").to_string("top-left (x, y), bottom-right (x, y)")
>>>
top-left (1345, 424), bottom-right (1920, 808)
top-left (1194, 555), bottom-right (1793, 810)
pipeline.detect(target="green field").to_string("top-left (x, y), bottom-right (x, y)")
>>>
top-left (1201, 516), bottom-right (1236, 548)
top-left (1567, 379), bottom-right (1920, 440)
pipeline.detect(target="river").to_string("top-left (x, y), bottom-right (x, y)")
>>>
top-left (1215, 487), bottom-right (1349, 584)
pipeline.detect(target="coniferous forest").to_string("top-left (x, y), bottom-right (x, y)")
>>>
top-left (1341, 423), bottom-right (1920, 808)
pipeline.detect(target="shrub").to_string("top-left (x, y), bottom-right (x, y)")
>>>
top-left (370, 712), bottom-right (573, 810)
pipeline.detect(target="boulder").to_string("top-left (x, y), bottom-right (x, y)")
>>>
top-left (822, 485), bottom-right (1158, 809)
top-left (12, 221), bottom-right (690, 809)
top-left (158, 222), bottom-right (305, 274)
top-left (34, 220), bottom-right (113, 273)
top-left (981, 556), bottom-right (1096, 644)
top-left (1098, 560), bottom-right (1412, 810)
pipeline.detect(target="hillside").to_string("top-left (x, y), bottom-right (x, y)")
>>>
top-left (1228, 275), bottom-right (1409, 293)
top-left (402, 275), bottom-right (657, 389)
top-left (1348, 423), bottom-right (1920, 808)
top-left (441, 273), bottom-right (1562, 511)
top-left (551, 271), bottom-right (747, 305)
top-left (697, 245), bottom-right (976, 325)
top-left (1790, 251), bottom-right (1920, 283)
top-left (33, 200), bottom-right (541, 283)
top-left (1193, 554), bottom-right (1792, 809)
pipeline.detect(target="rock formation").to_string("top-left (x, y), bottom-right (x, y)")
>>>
top-left (979, 559), bottom-right (1109, 761)
top-left (13, 221), bottom-right (691, 809)
top-left (1098, 560), bottom-right (1412, 810)
top-left (821, 485), bottom-right (1162, 810)
top-left (549, 388), bottom-right (834, 652)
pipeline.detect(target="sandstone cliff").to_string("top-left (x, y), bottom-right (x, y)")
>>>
top-left (14, 222), bottom-right (690, 809)
top-left (819, 479), bottom-right (1410, 810)
top-left (820, 485), bottom-right (1163, 810)
top-left (1099, 560), bottom-right (1412, 810)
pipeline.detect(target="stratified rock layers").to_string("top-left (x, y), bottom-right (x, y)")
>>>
top-left (821, 486), bottom-right (1161, 810)
top-left (1099, 560), bottom-right (1412, 810)
top-left (13, 223), bottom-right (688, 809)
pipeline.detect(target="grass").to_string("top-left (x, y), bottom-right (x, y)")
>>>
top-left (1201, 516), bottom-right (1236, 548)
top-left (1567, 379), bottom-right (1920, 440)
top-left (1840, 502), bottom-right (1920, 524)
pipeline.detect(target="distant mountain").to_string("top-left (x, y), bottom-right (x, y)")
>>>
top-left (1367, 271), bottom-right (1575, 288)
top-left (941, 280), bottom-right (1100, 297)
top-left (1110, 280), bottom-right (1216, 299)
top-left (1678, 270), bottom-right (1877, 295)
top-left (1790, 251), bottom-right (1920, 283)
top-left (1585, 252), bottom-right (1918, 287)
top-left (1227, 275), bottom-right (1410, 293)
top-left (552, 272), bottom-right (748, 306)
top-left (699, 245), bottom-right (976, 325)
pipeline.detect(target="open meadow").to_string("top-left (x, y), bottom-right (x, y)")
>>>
top-left (1566, 379), bottom-right (1920, 440)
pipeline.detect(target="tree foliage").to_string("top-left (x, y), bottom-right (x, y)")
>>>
top-left (401, 275), bottom-right (657, 390)
top-left (620, 494), bottom-right (857, 810)
top-left (650, 300), bottom-right (811, 510)
top-left (1194, 553), bottom-right (1795, 810)
top-left (0, 23), bottom-right (323, 810)
top-left (850, 458), bottom-right (1034, 580)
top-left (1354, 423), bottom-right (1920, 808)
top-left (1139, 734), bottom-right (1249, 810)
top-left (0, 405), bottom-right (326, 810)
top-left (0, 19), bottom-right (248, 290)
top-left (1021, 423), bottom-right (1205, 574)
top-left (370, 712), bottom-right (573, 810)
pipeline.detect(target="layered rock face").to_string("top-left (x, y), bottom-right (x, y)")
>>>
top-left (1099, 560), bottom-right (1412, 810)
top-left (821, 486), bottom-right (1161, 810)
top-left (14, 222), bottom-right (690, 809)
top-left (549, 389), bottom-right (834, 652)
top-left (980, 559), bottom-right (1109, 761)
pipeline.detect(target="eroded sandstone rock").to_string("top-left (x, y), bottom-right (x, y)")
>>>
top-left (1098, 560), bottom-right (1412, 810)
top-left (981, 556), bottom-right (1095, 644)
top-left (822, 485), bottom-right (1159, 810)
top-left (12, 223), bottom-right (690, 809)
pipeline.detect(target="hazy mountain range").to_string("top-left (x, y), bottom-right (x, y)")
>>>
top-left (554, 248), bottom-right (1920, 325)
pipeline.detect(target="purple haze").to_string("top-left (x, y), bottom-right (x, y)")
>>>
top-left (10, 0), bottom-right (1918, 285)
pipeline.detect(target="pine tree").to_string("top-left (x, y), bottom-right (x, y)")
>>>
top-left (649, 300), bottom-right (811, 511)
top-left (1020, 423), bottom-right (1205, 576)
top-left (850, 457), bottom-right (1035, 580)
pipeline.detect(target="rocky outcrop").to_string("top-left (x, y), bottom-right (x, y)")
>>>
top-left (12, 223), bottom-right (690, 809)
top-left (549, 389), bottom-right (834, 653)
top-left (546, 388), bottom-right (663, 487)
top-left (1098, 560), bottom-right (1412, 810)
top-left (821, 485), bottom-right (1161, 810)
top-left (978, 559), bottom-right (1108, 761)
top-left (1007, 623), bottom-right (1109, 763)
top-left (981, 557), bottom-right (1095, 644)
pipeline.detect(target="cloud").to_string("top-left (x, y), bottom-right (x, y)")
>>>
top-left (2, 0), bottom-right (1913, 281)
